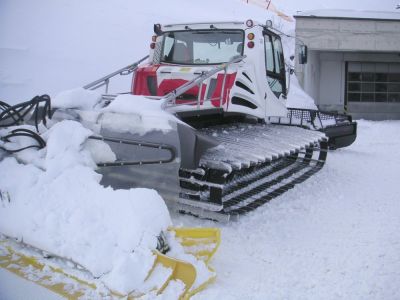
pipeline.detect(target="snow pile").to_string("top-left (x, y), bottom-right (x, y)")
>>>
top-left (0, 120), bottom-right (172, 294)
top-left (52, 87), bottom-right (102, 110)
top-left (286, 75), bottom-right (317, 109)
top-left (100, 94), bottom-right (179, 135)
top-left (51, 89), bottom-right (184, 136)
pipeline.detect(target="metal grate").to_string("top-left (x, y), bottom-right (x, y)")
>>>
top-left (269, 108), bottom-right (352, 130)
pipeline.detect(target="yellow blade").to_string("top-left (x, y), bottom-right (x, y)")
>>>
top-left (171, 227), bottom-right (221, 263)
top-left (151, 251), bottom-right (196, 298)
top-left (0, 240), bottom-right (98, 299)
top-left (0, 237), bottom-right (197, 299)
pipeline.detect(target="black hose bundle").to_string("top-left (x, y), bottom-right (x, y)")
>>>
top-left (0, 95), bottom-right (52, 132)
top-left (0, 95), bottom-right (51, 154)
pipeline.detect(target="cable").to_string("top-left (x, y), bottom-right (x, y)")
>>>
top-left (0, 95), bottom-right (52, 131)
top-left (0, 128), bottom-right (46, 153)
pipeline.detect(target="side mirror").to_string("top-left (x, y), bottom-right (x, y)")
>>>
top-left (299, 45), bottom-right (308, 64)
top-left (154, 24), bottom-right (163, 35)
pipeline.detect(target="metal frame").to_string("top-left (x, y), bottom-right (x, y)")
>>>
top-left (271, 107), bottom-right (352, 129)
top-left (83, 55), bottom-right (244, 113)
top-left (83, 55), bottom-right (149, 93)
top-left (162, 55), bottom-right (245, 109)
top-left (89, 136), bottom-right (176, 167)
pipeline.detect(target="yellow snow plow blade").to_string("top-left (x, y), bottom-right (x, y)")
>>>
top-left (0, 239), bottom-right (97, 299)
top-left (171, 227), bottom-right (221, 298)
top-left (147, 251), bottom-right (196, 298)
top-left (0, 228), bottom-right (220, 299)
top-left (171, 227), bottom-right (221, 263)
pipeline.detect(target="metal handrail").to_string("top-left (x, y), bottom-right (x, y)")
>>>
top-left (83, 55), bottom-right (149, 93)
top-left (162, 55), bottom-right (245, 108)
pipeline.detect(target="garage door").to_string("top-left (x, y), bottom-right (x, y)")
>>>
top-left (346, 62), bottom-right (400, 103)
top-left (345, 62), bottom-right (400, 119)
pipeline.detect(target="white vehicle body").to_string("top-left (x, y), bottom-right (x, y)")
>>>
top-left (132, 20), bottom-right (288, 119)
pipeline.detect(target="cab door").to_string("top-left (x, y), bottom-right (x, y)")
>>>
top-left (264, 31), bottom-right (287, 99)
top-left (263, 30), bottom-right (288, 117)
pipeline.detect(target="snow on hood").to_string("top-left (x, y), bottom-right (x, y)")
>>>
top-left (0, 120), bottom-right (172, 294)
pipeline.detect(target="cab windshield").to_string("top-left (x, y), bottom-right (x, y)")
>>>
top-left (161, 30), bottom-right (244, 65)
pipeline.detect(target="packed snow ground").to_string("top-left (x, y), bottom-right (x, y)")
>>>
top-left (176, 120), bottom-right (400, 300)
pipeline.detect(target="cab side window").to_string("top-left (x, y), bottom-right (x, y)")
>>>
top-left (264, 32), bottom-right (286, 98)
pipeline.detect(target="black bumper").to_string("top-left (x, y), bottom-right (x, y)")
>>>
top-left (322, 121), bottom-right (357, 149)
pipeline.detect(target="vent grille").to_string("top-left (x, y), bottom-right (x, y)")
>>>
top-left (235, 81), bottom-right (254, 95)
top-left (231, 97), bottom-right (257, 109)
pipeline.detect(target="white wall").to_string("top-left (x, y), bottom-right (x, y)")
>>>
top-left (295, 17), bottom-right (400, 52)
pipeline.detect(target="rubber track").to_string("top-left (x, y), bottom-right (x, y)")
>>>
top-left (178, 123), bottom-right (328, 219)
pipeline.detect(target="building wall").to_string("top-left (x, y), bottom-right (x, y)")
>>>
top-left (295, 18), bottom-right (400, 52)
top-left (295, 17), bottom-right (400, 119)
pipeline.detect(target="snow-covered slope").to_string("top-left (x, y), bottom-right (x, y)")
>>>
top-left (2, 0), bottom-right (396, 106)
top-left (0, 0), bottom-right (274, 103)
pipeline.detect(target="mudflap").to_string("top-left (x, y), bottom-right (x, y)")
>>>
top-left (322, 121), bottom-right (357, 149)
top-left (0, 228), bottom-right (220, 299)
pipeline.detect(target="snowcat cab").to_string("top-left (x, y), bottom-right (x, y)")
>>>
top-left (133, 20), bottom-right (289, 122)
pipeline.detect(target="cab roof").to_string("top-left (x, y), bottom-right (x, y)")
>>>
top-left (161, 20), bottom-right (266, 31)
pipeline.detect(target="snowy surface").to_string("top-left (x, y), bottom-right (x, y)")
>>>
top-left (0, 120), bottom-right (172, 294)
top-left (52, 87), bottom-right (102, 110)
top-left (51, 89), bottom-right (181, 136)
top-left (101, 94), bottom-right (180, 135)
top-left (174, 120), bottom-right (400, 300)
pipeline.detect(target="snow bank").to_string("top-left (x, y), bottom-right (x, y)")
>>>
top-left (52, 87), bottom-right (102, 110)
top-left (287, 75), bottom-right (317, 110)
top-left (100, 94), bottom-right (178, 135)
top-left (51, 89), bottom-right (182, 136)
top-left (0, 120), bottom-right (172, 294)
